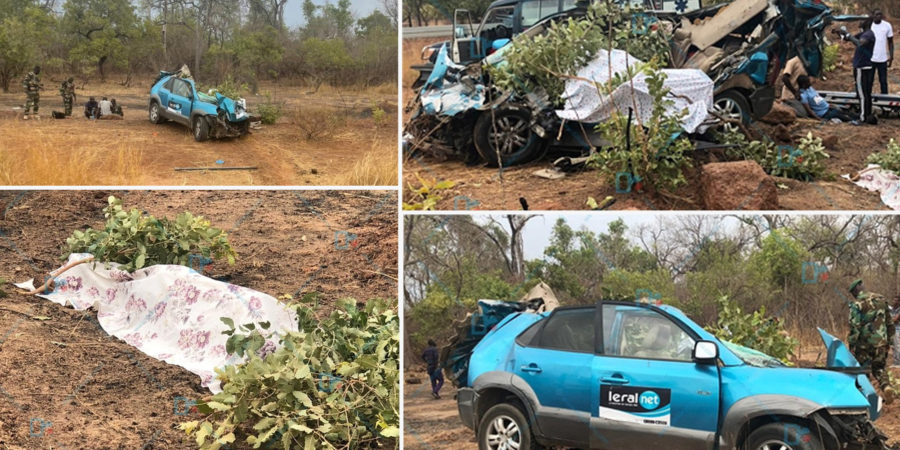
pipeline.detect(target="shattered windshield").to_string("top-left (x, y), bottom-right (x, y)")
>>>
top-left (722, 340), bottom-right (785, 367)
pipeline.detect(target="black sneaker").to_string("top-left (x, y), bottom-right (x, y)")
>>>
top-left (431, 392), bottom-right (440, 399)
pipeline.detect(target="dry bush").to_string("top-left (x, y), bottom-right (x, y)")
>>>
top-left (292, 106), bottom-right (345, 141)
top-left (0, 124), bottom-right (145, 185)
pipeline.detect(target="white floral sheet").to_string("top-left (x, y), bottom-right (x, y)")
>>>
top-left (15, 253), bottom-right (298, 393)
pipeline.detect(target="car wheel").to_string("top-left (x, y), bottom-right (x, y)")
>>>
top-left (149, 101), bottom-right (162, 124)
top-left (745, 422), bottom-right (823, 450)
top-left (193, 116), bottom-right (210, 142)
top-left (477, 403), bottom-right (536, 450)
top-left (473, 106), bottom-right (548, 168)
top-left (713, 90), bottom-right (752, 133)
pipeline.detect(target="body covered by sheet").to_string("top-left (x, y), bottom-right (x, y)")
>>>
top-left (850, 165), bottom-right (900, 210)
top-left (556, 49), bottom-right (714, 133)
top-left (15, 253), bottom-right (298, 393)
top-left (419, 45), bottom-right (486, 117)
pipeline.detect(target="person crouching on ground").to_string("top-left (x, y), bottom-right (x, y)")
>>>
top-left (111, 98), bottom-right (124, 117)
top-left (99, 97), bottom-right (123, 120)
top-left (84, 97), bottom-right (99, 119)
top-left (422, 339), bottom-right (444, 399)
top-left (797, 75), bottom-right (854, 122)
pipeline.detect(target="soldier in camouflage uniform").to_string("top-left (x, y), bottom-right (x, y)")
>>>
top-left (848, 279), bottom-right (896, 402)
top-left (22, 66), bottom-right (42, 120)
top-left (59, 77), bottom-right (76, 116)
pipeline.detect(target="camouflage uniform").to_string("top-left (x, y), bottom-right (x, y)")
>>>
top-left (849, 291), bottom-right (897, 397)
top-left (59, 80), bottom-right (75, 116)
top-left (22, 71), bottom-right (41, 117)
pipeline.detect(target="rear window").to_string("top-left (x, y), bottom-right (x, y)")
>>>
top-left (535, 308), bottom-right (594, 353)
top-left (520, 0), bottom-right (563, 28)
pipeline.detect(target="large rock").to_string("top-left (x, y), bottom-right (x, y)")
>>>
top-left (760, 102), bottom-right (797, 125)
top-left (701, 161), bottom-right (779, 210)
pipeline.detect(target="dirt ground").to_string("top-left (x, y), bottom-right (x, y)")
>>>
top-left (0, 190), bottom-right (398, 449)
top-left (0, 78), bottom-right (397, 186)
top-left (403, 362), bottom-right (900, 449)
top-left (401, 25), bottom-right (900, 210)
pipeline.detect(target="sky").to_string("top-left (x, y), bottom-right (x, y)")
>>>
top-left (284, 0), bottom-right (384, 27)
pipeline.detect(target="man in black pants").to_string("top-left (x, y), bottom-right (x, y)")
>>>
top-left (422, 339), bottom-right (444, 399)
top-left (834, 20), bottom-right (878, 125)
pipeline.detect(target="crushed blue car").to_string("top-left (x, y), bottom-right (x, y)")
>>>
top-left (452, 299), bottom-right (895, 450)
top-left (148, 68), bottom-right (254, 142)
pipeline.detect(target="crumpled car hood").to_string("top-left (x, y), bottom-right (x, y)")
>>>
top-left (818, 327), bottom-right (881, 419)
top-left (418, 44), bottom-right (486, 117)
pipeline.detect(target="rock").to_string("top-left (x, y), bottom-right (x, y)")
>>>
top-left (772, 124), bottom-right (792, 143)
top-left (822, 134), bottom-right (840, 150)
top-left (760, 102), bottom-right (797, 125)
top-left (701, 161), bottom-right (779, 210)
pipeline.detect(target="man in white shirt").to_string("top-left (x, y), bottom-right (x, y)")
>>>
top-left (870, 9), bottom-right (894, 94)
top-left (99, 96), bottom-right (112, 117)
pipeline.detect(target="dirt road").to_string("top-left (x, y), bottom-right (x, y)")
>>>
top-left (0, 190), bottom-right (397, 449)
top-left (0, 79), bottom-right (397, 186)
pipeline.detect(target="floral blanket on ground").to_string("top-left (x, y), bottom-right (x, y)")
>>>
top-left (15, 253), bottom-right (298, 393)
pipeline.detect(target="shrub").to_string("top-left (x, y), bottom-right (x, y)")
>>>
top-left (867, 138), bottom-right (900, 173)
top-left (256, 94), bottom-right (284, 125)
top-left (65, 196), bottom-right (236, 271)
top-left (822, 43), bottom-right (840, 73)
top-left (717, 130), bottom-right (829, 181)
top-left (181, 298), bottom-right (399, 449)
top-left (706, 296), bottom-right (798, 363)
top-left (209, 75), bottom-right (249, 99)
top-left (587, 66), bottom-right (694, 193)
top-left (403, 175), bottom-right (456, 210)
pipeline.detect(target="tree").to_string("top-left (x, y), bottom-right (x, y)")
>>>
top-left (63, 0), bottom-right (141, 81)
top-left (0, 7), bottom-right (53, 92)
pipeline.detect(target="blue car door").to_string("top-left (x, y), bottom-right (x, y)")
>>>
top-left (589, 303), bottom-right (720, 450)
top-left (512, 306), bottom-right (596, 448)
top-left (165, 78), bottom-right (193, 125)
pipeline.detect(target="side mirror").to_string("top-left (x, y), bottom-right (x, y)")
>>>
top-left (693, 340), bottom-right (719, 364)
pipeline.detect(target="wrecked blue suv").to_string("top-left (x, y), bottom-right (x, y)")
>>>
top-left (457, 300), bottom-right (893, 450)
top-left (148, 70), bottom-right (253, 142)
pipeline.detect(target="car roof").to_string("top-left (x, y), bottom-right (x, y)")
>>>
top-left (489, 0), bottom-right (520, 8)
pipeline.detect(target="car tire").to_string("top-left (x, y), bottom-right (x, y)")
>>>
top-left (149, 101), bottom-right (162, 124)
top-left (714, 90), bottom-right (752, 131)
top-left (473, 106), bottom-right (548, 168)
top-left (193, 116), bottom-right (210, 142)
top-left (745, 422), bottom-right (823, 450)
top-left (477, 403), bottom-right (536, 450)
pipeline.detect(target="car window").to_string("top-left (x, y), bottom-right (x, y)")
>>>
top-left (480, 6), bottom-right (515, 38)
top-left (172, 79), bottom-right (193, 98)
top-left (521, 0), bottom-right (563, 28)
top-left (163, 78), bottom-right (175, 92)
top-left (602, 305), bottom-right (695, 361)
top-left (535, 308), bottom-right (594, 353)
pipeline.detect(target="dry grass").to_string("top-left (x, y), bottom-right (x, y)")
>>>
top-left (0, 121), bottom-right (145, 185)
top-left (338, 143), bottom-right (399, 186)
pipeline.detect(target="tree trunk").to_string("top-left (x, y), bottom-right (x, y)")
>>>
top-left (98, 56), bottom-right (107, 81)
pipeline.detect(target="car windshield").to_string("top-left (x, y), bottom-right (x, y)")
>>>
top-left (722, 340), bottom-right (785, 368)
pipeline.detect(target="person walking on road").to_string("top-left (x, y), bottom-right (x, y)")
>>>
top-left (870, 9), bottom-right (894, 94)
top-left (422, 339), bottom-right (444, 399)
top-left (834, 20), bottom-right (878, 125)
top-left (848, 279), bottom-right (896, 403)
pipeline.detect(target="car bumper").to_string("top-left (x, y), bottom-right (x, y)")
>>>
top-left (458, 387), bottom-right (477, 430)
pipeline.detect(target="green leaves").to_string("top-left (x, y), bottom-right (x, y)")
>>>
top-left (867, 138), bottom-right (900, 174)
top-left (64, 196), bottom-right (237, 272)
top-left (706, 296), bottom-right (798, 363)
top-left (184, 299), bottom-right (399, 449)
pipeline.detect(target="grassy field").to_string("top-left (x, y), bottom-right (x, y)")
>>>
top-left (0, 78), bottom-right (398, 186)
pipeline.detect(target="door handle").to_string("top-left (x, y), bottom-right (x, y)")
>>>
top-left (600, 375), bottom-right (629, 385)
top-left (520, 363), bottom-right (542, 374)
